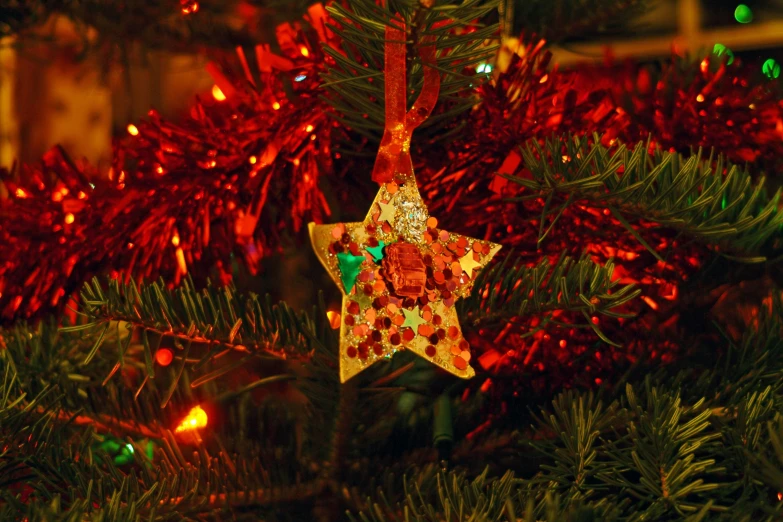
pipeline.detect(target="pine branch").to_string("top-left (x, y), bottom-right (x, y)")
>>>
top-left (70, 275), bottom-right (315, 360)
top-left (322, 0), bottom-right (499, 139)
top-left (529, 391), bottom-right (620, 501)
top-left (511, 135), bottom-right (783, 262)
top-left (689, 291), bottom-right (783, 410)
top-left (0, 341), bottom-right (327, 519)
top-left (460, 252), bottom-right (640, 346)
top-left (597, 382), bottom-right (724, 517)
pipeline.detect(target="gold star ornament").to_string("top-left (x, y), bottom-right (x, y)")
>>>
top-left (309, 176), bottom-right (501, 383)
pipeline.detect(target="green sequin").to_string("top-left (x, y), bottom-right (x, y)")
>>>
top-left (337, 252), bottom-right (365, 293)
top-left (365, 241), bottom-right (386, 263)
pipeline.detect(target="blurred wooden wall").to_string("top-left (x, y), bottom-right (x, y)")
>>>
top-left (0, 16), bottom-right (214, 177)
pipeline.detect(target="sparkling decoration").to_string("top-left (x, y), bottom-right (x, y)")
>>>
top-left (0, 12), bottom-right (335, 323)
top-left (3, 10), bottom-right (783, 332)
top-left (763, 58), bottom-right (780, 79)
top-left (175, 405), bottom-right (208, 433)
top-left (309, 176), bottom-right (500, 382)
top-left (734, 4), bottom-right (753, 24)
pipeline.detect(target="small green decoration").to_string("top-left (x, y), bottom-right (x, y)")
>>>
top-left (365, 241), bottom-right (386, 263)
top-left (712, 43), bottom-right (734, 65)
top-left (336, 251), bottom-right (365, 293)
top-left (763, 58), bottom-right (781, 79)
top-left (734, 4), bottom-right (753, 24)
top-left (476, 63), bottom-right (493, 74)
top-left (95, 437), bottom-right (155, 466)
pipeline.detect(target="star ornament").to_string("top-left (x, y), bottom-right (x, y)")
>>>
top-left (309, 176), bottom-right (500, 383)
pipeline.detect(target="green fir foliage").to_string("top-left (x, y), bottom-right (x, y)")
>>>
top-left (322, 0), bottom-right (500, 141)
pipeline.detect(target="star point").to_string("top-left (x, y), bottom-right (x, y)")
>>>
top-left (459, 251), bottom-right (483, 279)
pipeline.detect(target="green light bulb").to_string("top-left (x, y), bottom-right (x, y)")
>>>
top-left (712, 43), bottom-right (734, 65)
top-left (734, 4), bottom-right (753, 24)
top-left (763, 58), bottom-right (780, 79)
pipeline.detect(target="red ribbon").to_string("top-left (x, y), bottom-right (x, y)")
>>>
top-left (371, 17), bottom-right (441, 184)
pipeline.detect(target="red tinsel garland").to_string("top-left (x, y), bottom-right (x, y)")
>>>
top-left (1, 11), bottom-right (781, 339)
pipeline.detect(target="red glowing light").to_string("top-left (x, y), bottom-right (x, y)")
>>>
top-left (175, 247), bottom-right (187, 275)
top-left (155, 348), bottom-right (174, 366)
top-left (212, 85), bottom-right (227, 101)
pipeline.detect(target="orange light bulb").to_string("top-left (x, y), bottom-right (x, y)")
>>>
top-left (212, 85), bottom-right (227, 101)
top-left (127, 124), bottom-right (139, 136)
top-left (175, 405), bottom-right (208, 433)
top-left (326, 310), bottom-right (341, 329)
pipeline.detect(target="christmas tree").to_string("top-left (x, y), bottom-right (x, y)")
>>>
top-left (2, 0), bottom-right (783, 520)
